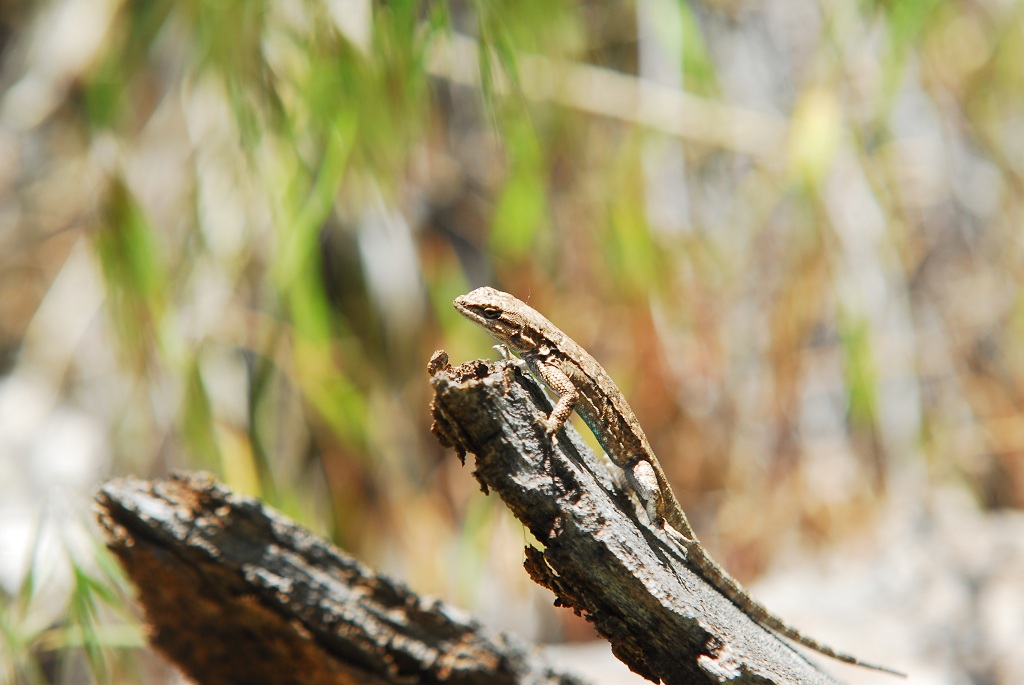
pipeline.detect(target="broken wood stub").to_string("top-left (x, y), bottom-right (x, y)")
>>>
top-left (429, 355), bottom-right (839, 685)
top-left (96, 472), bottom-right (586, 685)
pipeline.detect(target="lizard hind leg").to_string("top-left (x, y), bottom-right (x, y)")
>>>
top-left (624, 460), bottom-right (676, 533)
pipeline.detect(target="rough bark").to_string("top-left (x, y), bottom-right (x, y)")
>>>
top-left (95, 472), bottom-right (587, 685)
top-left (429, 353), bottom-right (840, 685)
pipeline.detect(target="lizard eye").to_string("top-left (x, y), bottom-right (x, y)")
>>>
top-left (482, 307), bottom-right (502, 320)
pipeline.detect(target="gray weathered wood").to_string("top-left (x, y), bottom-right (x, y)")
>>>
top-left (96, 471), bottom-right (588, 685)
top-left (430, 354), bottom-right (840, 685)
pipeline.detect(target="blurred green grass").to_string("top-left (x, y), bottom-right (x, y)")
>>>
top-left (1, 0), bottom-right (1022, 681)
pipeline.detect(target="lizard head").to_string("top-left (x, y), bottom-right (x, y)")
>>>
top-left (453, 287), bottom-right (541, 353)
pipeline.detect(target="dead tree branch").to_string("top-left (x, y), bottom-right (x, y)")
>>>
top-left (429, 352), bottom-right (839, 685)
top-left (95, 472), bottom-right (587, 685)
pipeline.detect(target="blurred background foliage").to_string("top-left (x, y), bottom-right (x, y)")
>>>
top-left (1, 0), bottom-right (1023, 682)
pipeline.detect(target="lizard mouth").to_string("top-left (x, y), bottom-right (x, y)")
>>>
top-left (452, 296), bottom-right (479, 323)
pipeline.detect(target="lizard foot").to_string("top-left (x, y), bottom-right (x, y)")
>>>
top-left (493, 344), bottom-right (517, 361)
top-left (540, 419), bottom-right (560, 445)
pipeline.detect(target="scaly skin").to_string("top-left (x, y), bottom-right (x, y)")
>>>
top-left (454, 286), bottom-right (904, 678)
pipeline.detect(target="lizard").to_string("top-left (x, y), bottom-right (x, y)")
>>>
top-left (454, 286), bottom-right (905, 678)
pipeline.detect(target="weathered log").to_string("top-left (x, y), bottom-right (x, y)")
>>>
top-left (96, 472), bottom-right (587, 685)
top-left (429, 353), bottom-right (839, 685)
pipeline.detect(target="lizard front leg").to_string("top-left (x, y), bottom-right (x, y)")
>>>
top-left (531, 357), bottom-right (579, 440)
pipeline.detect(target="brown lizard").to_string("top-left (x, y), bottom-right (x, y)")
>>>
top-left (454, 286), bottom-right (904, 677)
